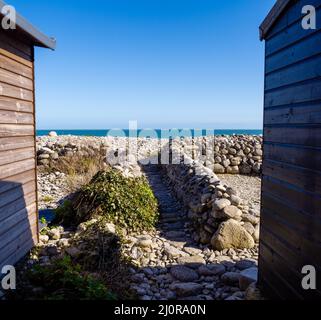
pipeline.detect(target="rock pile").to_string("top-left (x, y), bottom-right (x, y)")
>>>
top-left (28, 219), bottom-right (261, 301)
top-left (163, 155), bottom-right (260, 250)
top-left (213, 135), bottom-right (263, 175)
top-left (36, 134), bottom-right (263, 175)
top-left (36, 135), bottom-right (109, 166)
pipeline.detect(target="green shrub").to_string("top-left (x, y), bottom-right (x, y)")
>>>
top-left (55, 168), bottom-right (159, 232)
top-left (27, 256), bottom-right (116, 300)
top-left (53, 200), bottom-right (75, 227)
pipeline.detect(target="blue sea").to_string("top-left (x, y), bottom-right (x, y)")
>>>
top-left (37, 129), bottom-right (262, 138)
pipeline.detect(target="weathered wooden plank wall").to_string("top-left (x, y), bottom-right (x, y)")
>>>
top-left (0, 28), bottom-right (38, 271)
top-left (260, 0), bottom-right (321, 299)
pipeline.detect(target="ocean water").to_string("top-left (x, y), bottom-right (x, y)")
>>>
top-left (37, 129), bottom-right (263, 137)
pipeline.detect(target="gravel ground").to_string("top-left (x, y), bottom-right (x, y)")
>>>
top-left (217, 174), bottom-right (261, 212)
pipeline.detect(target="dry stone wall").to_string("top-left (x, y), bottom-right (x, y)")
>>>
top-left (37, 134), bottom-right (263, 175)
top-left (163, 156), bottom-right (260, 250)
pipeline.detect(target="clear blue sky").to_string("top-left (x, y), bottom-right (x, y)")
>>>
top-left (9, 0), bottom-right (275, 130)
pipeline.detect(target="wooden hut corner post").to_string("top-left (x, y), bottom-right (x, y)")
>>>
top-left (259, 0), bottom-right (321, 300)
top-left (0, 2), bottom-right (55, 271)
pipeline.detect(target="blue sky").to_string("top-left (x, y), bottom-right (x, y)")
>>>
top-left (9, 0), bottom-right (275, 129)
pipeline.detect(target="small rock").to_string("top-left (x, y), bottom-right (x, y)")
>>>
top-left (164, 245), bottom-right (188, 259)
top-left (235, 259), bottom-right (256, 271)
top-left (47, 228), bottom-right (61, 240)
top-left (222, 205), bottom-right (242, 220)
top-left (242, 214), bottom-right (260, 225)
top-left (170, 266), bottom-right (199, 282)
top-left (177, 255), bottom-right (206, 269)
top-left (214, 199), bottom-right (231, 211)
top-left (183, 246), bottom-right (202, 255)
top-left (39, 235), bottom-right (49, 244)
top-left (214, 164), bottom-right (225, 174)
top-left (49, 131), bottom-right (58, 137)
top-left (169, 283), bottom-right (203, 297)
top-left (198, 264), bottom-right (226, 276)
top-left (221, 272), bottom-right (241, 285)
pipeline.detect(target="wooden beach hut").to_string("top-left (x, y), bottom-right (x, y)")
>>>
top-left (259, 0), bottom-right (321, 299)
top-left (0, 2), bottom-right (55, 270)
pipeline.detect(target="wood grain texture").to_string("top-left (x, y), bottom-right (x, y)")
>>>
top-left (0, 179), bottom-right (36, 210)
top-left (0, 203), bottom-right (37, 237)
top-left (264, 101), bottom-right (321, 125)
top-left (0, 67), bottom-right (33, 90)
top-left (261, 0), bottom-right (321, 300)
top-left (0, 219), bottom-right (38, 270)
top-left (0, 52), bottom-right (33, 78)
top-left (0, 169), bottom-right (35, 195)
top-left (266, 31), bottom-right (321, 74)
top-left (0, 109), bottom-right (34, 125)
top-left (0, 227), bottom-right (37, 271)
top-left (264, 125), bottom-right (321, 147)
top-left (0, 147), bottom-right (35, 167)
top-left (265, 0), bottom-right (321, 39)
top-left (0, 96), bottom-right (33, 113)
top-left (0, 158), bottom-right (35, 180)
top-left (0, 192), bottom-right (36, 224)
top-left (0, 81), bottom-right (33, 101)
top-left (266, 8), bottom-right (321, 57)
top-left (0, 29), bottom-right (37, 272)
top-left (0, 124), bottom-right (34, 137)
top-left (0, 136), bottom-right (34, 151)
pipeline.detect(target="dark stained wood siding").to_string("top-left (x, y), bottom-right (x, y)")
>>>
top-left (0, 28), bottom-right (38, 271)
top-left (260, 0), bottom-right (321, 299)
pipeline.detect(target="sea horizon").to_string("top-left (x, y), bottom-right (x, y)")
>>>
top-left (37, 129), bottom-right (263, 137)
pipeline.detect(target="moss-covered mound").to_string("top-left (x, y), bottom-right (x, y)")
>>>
top-left (54, 168), bottom-right (159, 232)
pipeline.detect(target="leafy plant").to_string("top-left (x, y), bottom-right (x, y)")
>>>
top-left (27, 256), bottom-right (116, 300)
top-left (53, 200), bottom-right (75, 226)
top-left (54, 168), bottom-right (159, 232)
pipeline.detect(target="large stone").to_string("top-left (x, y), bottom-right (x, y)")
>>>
top-left (49, 131), bottom-right (58, 137)
top-left (243, 222), bottom-right (255, 235)
top-left (230, 195), bottom-right (242, 206)
top-left (177, 255), bottom-right (206, 269)
top-left (239, 163), bottom-right (252, 174)
top-left (183, 247), bottom-right (203, 255)
top-left (235, 259), bottom-right (257, 271)
top-left (214, 199), bottom-right (231, 211)
top-left (222, 205), bottom-right (242, 220)
top-left (214, 164), bottom-right (225, 174)
top-left (164, 245), bottom-right (188, 259)
top-left (221, 272), bottom-right (241, 285)
top-left (239, 267), bottom-right (258, 291)
top-left (170, 266), bottom-right (199, 282)
top-left (226, 166), bottom-right (239, 174)
top-left (211, 219), bottom-right (255, 250)
top-left (198, 264), bottom-right (226, 276)
top-left (242, 214), bottom-right (260, 225)
top-left (169, 283), bottom-right (203, 297)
